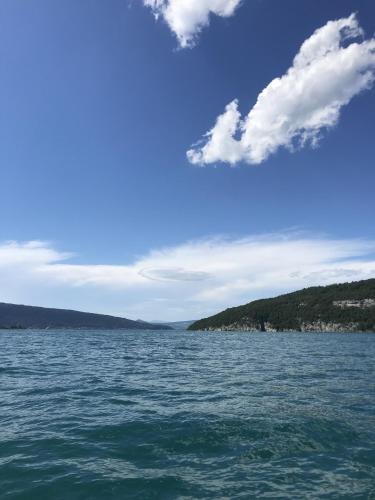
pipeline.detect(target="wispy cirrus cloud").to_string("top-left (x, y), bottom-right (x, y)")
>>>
top-left (187, 14), bottom-right (375, 166)
top-left (144, 0), bottom-right (243, 48)
top-left (139, 267), bottom-right (210, 282)
top-left (1, 234), bottom-right (375, 321)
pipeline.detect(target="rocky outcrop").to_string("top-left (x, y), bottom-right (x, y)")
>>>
top-left (333, 299), bottom-right (375, 309)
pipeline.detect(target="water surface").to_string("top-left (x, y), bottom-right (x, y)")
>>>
top-left (0, 329), bottom-right (374, 499)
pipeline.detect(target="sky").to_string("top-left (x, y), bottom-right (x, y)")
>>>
top-left (0, 0), bottom-right (375, 321)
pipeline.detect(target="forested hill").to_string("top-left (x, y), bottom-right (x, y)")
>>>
top-left (0, 303), bottom-right (171, 330)
top-left (188, 279), bottom-right (375, 332)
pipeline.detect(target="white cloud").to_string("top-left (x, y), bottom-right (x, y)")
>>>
top-left (187, 13), bottom-right (375, 166)
top-left (144, 0), bottom-right (242, 48)
top-left (0, 234), bottom-right (375, 321)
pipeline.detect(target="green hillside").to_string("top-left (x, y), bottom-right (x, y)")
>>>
top-left (189, 279), bottom-right (375, 332)
top-left (0, 302), bottom-right (172, 331)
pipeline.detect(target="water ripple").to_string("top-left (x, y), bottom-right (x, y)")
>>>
top-left (0, 329), bottom-right (374, 499)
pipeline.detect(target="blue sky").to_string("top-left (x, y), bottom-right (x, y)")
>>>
top-left (0, 0), bottom-right (375, 320)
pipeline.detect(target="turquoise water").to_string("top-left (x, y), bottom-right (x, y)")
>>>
top-left (0, 330), bottom-right (374, 499)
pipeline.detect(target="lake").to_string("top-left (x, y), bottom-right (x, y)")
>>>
top-left (0, 329), bottom-right (374, 499)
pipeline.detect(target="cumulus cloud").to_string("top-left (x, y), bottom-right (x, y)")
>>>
top-left (187, 13), bottom-right (375, 165)
top-left (144, 0), bottom-right (242, 48)
top-left (1, 234), bottom-right (375, 321)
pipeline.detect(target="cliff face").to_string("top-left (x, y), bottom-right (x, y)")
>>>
top-left (202, 321), bottom-right (361, 333)
top-left (189, 279), bottom-right (375, 332)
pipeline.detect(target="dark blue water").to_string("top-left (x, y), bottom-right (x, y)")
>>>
top-left (0, 330), bottom-right (374, 499)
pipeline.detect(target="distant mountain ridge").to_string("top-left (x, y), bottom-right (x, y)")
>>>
top-left (189, 279), bottom-right (375, 332)
top-left (151, 320), bottom-right (196, 330)
top-left (0, 302), bottom-right (172, 330)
